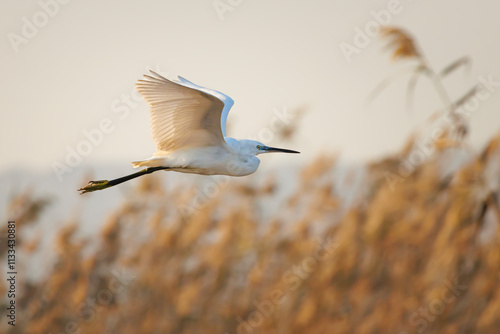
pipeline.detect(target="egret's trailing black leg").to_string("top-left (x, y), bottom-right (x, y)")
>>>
top-left (78, 167), bottom-right (169, 194)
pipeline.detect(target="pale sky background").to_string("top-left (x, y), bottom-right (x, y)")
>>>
top-left (1, 0), bottom-right (500, 175)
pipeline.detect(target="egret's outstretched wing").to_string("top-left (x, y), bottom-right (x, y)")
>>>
top-left (175, 76), bottom-right (234, 137)
top-left (136, 71), bottom-right (225, 152)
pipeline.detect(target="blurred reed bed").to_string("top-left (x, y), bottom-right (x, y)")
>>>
top-left (1, 27), bottom-right (500, 334)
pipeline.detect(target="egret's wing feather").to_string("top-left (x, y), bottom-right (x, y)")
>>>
top-left (176, 76), bottom-right (234, 137)
top-left (136, 71), bottom-right (225, 152)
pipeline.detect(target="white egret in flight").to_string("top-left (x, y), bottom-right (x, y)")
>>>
top-left (79, 71), bottom-right (299, 194)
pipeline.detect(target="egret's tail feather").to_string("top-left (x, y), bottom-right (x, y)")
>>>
top-left (131, 161), bottom-right (148, 168)
top-left (131, 158), bottom-right (166, 168)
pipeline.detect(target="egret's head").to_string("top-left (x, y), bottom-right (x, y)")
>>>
top-left (239, 140), bottom-right (300, 156)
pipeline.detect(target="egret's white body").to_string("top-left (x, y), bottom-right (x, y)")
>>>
top-left (132, 139), bottom-right (260, 176)
top-left (78, 71), bottom-right (298, 194)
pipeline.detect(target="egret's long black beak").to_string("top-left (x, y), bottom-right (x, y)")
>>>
top-left (263, 146), bottom-right (300, 154)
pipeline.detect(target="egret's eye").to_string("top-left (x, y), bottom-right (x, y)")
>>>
top-left (256, 145), bottom-right (261, 149)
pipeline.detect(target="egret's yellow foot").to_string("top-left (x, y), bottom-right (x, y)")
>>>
top-left (78, 180), bottom-right (111, 194)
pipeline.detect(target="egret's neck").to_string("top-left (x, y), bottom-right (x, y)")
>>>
top-left (224, 137), bottom-right (244, 155)
top-left (222, 137), bottom-right (260, 175)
